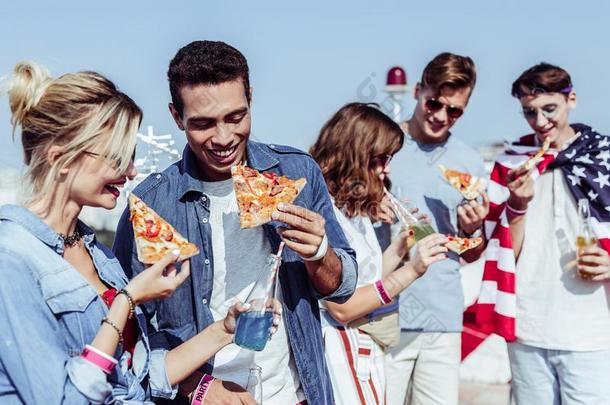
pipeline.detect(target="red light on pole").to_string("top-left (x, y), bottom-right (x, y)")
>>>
top-left (384, 66), bottom-right (408, 122)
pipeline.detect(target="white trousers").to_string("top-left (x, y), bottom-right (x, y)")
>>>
top-left (385, 332), bottom-right (461, 405)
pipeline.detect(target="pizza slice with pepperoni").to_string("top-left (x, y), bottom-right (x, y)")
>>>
top-left (231, 165), bottom-right (307, 229)
top-left (129, 194), bottom-right (199, 264)
top-left (439, 165), bottom-right (487, 200)
top-left (445, 235), bottom-right (483, 255)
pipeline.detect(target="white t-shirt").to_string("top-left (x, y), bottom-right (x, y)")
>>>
top-left (516, 168), bottom-right (610, 351)
top-left (332, 206), bottom-right (383, 288)
top-left (320, 206), bottom-right (383, 327)
top-left (202, 179), bottom-right (304, 404)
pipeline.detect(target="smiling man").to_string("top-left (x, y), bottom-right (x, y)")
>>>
top-left (113, 41), bottom-right (357, 405)
top-left (385, 53), bottom-right (488, 405)
top-left (502, 63), bottom-right (610, 404)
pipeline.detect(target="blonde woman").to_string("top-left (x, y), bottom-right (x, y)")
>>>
top-left (309, 103), bottom-right (449, 405)
top-left (0, 61), bottom-right (278, 404)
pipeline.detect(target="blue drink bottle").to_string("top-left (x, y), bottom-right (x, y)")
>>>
top-left (234, 253), bottom-right (281, 351)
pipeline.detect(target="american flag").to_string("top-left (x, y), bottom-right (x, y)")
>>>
top-left (462, 123), bottom-right (610, 359)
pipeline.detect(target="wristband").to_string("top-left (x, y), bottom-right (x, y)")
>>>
top-left (374, 280), bottom-right (392, 305)
top-left (301, 234), bottom-right (329, 262)
top-left (506, 203), bottom-right (527, 216)
top-left (373, 282), bottom-right (386, 305)
top-left (80, 345), bottom-right (118, 375)
top-left (191, 374), bottom-right (216, 405)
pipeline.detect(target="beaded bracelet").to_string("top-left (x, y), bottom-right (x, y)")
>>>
top-left (117, 289), bottom-right (135, 319)
top-left (101, 317), bottom-right (123, 344)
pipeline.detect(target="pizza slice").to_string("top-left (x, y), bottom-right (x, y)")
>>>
top-left (231, 164), bottom-right (307, 228)
top-left (438, 165), bottom-right (487, 200)
top-left (521, 137), bottom-right (551, 170)
top-left (129, 193), bottom-right (200, 264)
top-left (445, 235), bottom-right (483, 255)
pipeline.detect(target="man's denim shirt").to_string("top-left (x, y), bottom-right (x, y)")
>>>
top-left (0, 205), bottom-right (176, 404)
top-left (113, 141), bottom-right (358, 405)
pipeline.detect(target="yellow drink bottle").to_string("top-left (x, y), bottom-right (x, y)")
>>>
top-left (576, 199), bottom-right (597, 252)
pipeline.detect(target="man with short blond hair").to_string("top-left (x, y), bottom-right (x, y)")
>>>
top-left (386, 52), bottom-right (488, 405)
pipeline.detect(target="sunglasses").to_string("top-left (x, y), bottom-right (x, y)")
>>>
top-left (83, 149), bottom-right (136, 168)
top-left (522, 104), bottom-right (560, 121)
top-left (371, 154), bottom-right (393, 168)
top-left (424, 98), bottom-right (464, 119)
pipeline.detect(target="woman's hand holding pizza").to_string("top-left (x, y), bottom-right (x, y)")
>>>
top-left (125, 250), bottom-right (191, 305)
top-left (273, 203), bottom-right (326, 259)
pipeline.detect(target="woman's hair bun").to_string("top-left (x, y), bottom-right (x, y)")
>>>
top-left (8, 61), bottom-right (52, 129)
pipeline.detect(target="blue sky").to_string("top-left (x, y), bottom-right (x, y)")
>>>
top-left (2, 0), bottom-right (609, 169)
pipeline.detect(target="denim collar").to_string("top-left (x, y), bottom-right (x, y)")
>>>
top-left (178, 140), bottom-right (280, 199)
top-left (0, 205), bottom-right (96, 255)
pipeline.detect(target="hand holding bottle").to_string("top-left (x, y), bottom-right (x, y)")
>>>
top-left (407, 233), bottom-right (449, 277)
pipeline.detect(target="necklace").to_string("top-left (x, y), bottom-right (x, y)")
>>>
top-left (59, 228), bottom-right (83, 247)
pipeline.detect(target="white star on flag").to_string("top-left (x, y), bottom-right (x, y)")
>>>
top-left (599, 137), bottom-right (610, 149)
top-left (593, 172), bottom-right (610, 189)
top-left (606, 206), bottom-right (610, 212)
top-left (576, 153), bottom-right (594, 164)
top-left (588, 190), bottom-right (599, 200)
top-left (567, 174), bottom-right (582, 186)
top-left (566, 149), bottom-right (577, 159)
top-left (572, 166), bottom-right (587, 178)
top-left (602, 161), bottom-right (610, 171)
top-left (596, 150), bottom-right (610, 163)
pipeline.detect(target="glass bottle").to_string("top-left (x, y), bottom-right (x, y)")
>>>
top-left (576, 198), bottom-right (597, 252)
top-left (234, 254), bottom-right (280, 351)
top-left (386, 190), bottom-right (435, 242)
top-left (246, 365), bottom-right (263, 404)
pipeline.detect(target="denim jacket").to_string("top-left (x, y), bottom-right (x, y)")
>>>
top-left (113, 141), bottom-right (358, 405)
top-left (0, 205), bottom-right (176, 404)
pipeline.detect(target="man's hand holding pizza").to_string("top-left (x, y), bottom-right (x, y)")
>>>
top-left (457, 192), bottom-right (490, 236)
top-left (273, 203), bottom-right (343, 296)
top-left (456, 192), bottom-right (489, 263)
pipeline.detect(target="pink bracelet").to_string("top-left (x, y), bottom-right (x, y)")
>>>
top-left (191, 374), bottom-right (215, 405)
top-left (506, 203), bottom-right (527, 216)
top-left (80, 345), bottom-right (118, 375)
top-left (374, 280), bottom-right (392, 305)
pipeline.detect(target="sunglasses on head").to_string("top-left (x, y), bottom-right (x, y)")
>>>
top-left (424, 98), bottom-right (464, 120)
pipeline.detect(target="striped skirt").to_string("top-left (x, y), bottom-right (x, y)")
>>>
top-left (323, 325), bottom-right (386, 405)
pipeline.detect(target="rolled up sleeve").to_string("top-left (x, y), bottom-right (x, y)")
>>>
top-left (307, 159), bottom-right (358, 303)
top-left (321, 247), bottom-right (358, 302)
top-left (67, 357), bottom-right (112, 404)
top-left (147, 349), bottom-right (178, 399)
top-left (0, 251), bottom-right (108, 405)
